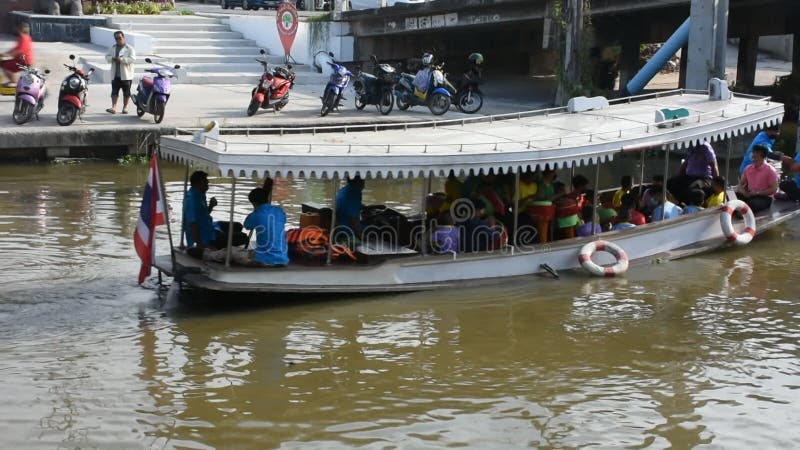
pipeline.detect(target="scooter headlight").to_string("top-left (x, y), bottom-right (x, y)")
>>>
top-left (68, 76), bottom-right (82, 90)
top-left (21, 74), bottom-right (34, 85)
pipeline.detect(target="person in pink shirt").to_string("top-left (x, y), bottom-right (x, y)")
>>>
top-left (737, 145), bottom-right (779, 213)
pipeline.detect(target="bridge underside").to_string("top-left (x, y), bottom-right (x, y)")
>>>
top-left (347, 0), bottom-right (799, 91)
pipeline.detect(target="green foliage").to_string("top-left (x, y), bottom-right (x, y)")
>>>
top-left (306, 12), bottom-right (333, 22)
top-left (177, 9), bottom-right (194, 15)
top-left (117, 154), bottom-right (149, 165)
top-left (86, 1), bottom-right (175, 15)
top-left (553, 0), bottom-right (595, 101)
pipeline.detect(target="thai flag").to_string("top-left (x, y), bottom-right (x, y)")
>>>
top-left (134, 154), bottom-right (165, 284)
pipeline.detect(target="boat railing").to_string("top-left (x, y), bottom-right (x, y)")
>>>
top-left (170, 89), bottom-right (776, 156)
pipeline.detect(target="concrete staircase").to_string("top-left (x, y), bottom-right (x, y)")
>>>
top-left (85, 15), bottom-right (329, 85)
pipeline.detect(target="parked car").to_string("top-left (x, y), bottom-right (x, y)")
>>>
top-left (220, 0), bottom-right (285, 10)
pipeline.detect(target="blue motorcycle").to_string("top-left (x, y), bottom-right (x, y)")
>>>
top-left (394, 63), bottom-right (453, 116)
top-left (320, 53), bottom-right (352, 117)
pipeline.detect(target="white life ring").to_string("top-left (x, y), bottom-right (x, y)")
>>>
top-left (578, 240), bottom-right (629, 277)
top-left (720, 199), bottom-right (756, 245)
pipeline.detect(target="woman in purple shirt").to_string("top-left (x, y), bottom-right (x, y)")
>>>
top-left (666, 141), bottom-right (719, 205)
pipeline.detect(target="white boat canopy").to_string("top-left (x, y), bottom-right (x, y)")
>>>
top-left (159, 90), bottom-right (783, 180)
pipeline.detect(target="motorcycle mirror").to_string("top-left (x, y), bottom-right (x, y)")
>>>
top-left (88, 68), bottom-right (95, 75)
top-left (69, 54), bottom-right (75, 60)
top-left (145, 57), bottom-right (152, 63)
top-left (328, 51), bottom-right (334, 58)
top-left (174, 65), bottom-right (181, 69)
top-left (260, 49), bottom-right (266, 55)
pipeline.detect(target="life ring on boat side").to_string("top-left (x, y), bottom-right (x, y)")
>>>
top-left (720, 199), bottom-right (756, 246)
top-left (578, 240), bottom-right (629, 277)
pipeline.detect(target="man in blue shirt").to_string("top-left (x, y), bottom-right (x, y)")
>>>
top-left (650, 189), bottom-right (683, 221)
top-left (778, 153), bottom-right (800, 201)
top-left (335, 175), bottom-right (364, 242)
top-left (243, 186), bottom-right (288, 266)
top-left (183, 170), bottom-right (217, 250)
top-left (739, 125), bottom-right (781, 175)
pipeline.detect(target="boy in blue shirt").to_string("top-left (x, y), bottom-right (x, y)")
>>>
top-left (243, 184), bottom-right (288, 267)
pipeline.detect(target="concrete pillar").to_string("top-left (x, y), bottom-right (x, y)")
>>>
top-left (679, 44), bottom-right (688, 88)
top-left (713, 0), bottom-right (729, 80)
top-left (736, 36), bottom-right (758, 91)
top-left (686, 0), bottom-right (718, 90)
top-left (794, 32), bottom-right (800, 77)
top-left (555, 0), bottom-right (584, 105)
top-left (618, 37), bottom-right (640, 93)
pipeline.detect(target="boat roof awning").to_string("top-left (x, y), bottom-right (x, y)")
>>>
top-left (159, 90), bottom-right (784, 180)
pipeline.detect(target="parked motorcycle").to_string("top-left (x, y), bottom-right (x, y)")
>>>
top-left (132, 58), bottom-right (180, 124)
top-left (453, 70), bottom-right (483, 114)
top-left (320, 53), bottom-right (352, 117)
top-left (10, 55), bottom-right (49, 125)
top-left (247, 49), bottom-right (296, 116)
top-left (56, 54), bottom-right (95, 126)
top-left (353, 55), bottom-right (396, 116)
top-left (395, 62), bottom-right (454, 116)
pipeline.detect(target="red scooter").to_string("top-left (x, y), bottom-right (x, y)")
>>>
top-left (247, 49), bottom-right (295, 116)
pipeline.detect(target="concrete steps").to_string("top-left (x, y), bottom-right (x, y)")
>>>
top-left (95, 14), bottom-right (318, 85)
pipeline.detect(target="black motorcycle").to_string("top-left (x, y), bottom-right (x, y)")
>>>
top-left (353, 55), bottom-right (396, 116)
top-left (454, 70), bottom-right (483, 114)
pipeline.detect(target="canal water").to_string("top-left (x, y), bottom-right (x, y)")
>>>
top-left (1, 161), bottom-right (799, 449)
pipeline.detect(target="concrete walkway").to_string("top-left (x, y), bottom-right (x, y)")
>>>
top-left (0, 28), bottom-right (791, 155)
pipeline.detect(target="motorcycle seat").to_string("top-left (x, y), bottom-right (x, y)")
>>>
top-left (141, 77), bottom-right (154, 88)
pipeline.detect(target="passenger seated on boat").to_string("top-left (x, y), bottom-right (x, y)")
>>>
top-left (667, 141), bottom-right (719, 205)
top-left (477, 172), bottom-right (513, 227)
top-left (459, 199), bottom-right (502, 252)
top-left (616, 193), bottom-right (646, 225)
top-left (777, 153), bottom-right (800, 202)
top-left (518, 169), bottom-right (539, 205)
top-left (611, 175), bottom-right (632, 209)
top-left (183, 170), bottom-right (218, 254)
top-left (536, 168), bottom-right (558, 201)
top-left (335, 175), bottom-right (365, 245)
top-left (640, 175), bottom-right (664, 217)
top-left (705, 176), bottom-right (726, 208)
top-left (650, 190), bottom-right (683, 221)
top-left (737, 144), bottom-right (779, 213)
top-left (576, 205), bottom-right (602, 237)
top-left (682, 189), bottom-right (705, 214)
top-left (438, 170), bottom-right (463, 214)
top-left (556, 174), bottom-right (589, 239)
top-left (611, 208), bottom-right (636, 231)
top-left (206, 187), bottom-right (289, 267)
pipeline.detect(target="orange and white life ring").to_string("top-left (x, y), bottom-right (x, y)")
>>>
top-left (578, 240), bottom-right (629, 277)
top-left (720, 199), bottom-right (756, 246)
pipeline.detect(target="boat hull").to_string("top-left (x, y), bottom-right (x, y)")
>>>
top-left (153, 200), bottom-right (800, 294)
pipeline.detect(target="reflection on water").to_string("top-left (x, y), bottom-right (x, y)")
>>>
top-left (0, 162), bottom-right (799, 448)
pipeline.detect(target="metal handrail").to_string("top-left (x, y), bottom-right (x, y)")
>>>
top-left (168, 90), bottom-right (778, 156)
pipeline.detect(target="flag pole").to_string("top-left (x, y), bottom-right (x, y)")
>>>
top-left (154, 145), bottom-right (177, 276)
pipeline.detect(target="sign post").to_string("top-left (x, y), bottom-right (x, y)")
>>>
top-left (276, 2), bottom-right (299, 64)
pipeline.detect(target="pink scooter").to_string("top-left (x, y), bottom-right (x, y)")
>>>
top-left (11, 55), bottom-right (49, 125)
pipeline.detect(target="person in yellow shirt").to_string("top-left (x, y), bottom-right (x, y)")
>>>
top-left (704, 176), bottom-right (726, 207)
top-left (612, 175), bottom-right (632, 208)
top-left (518, 169), bottom-right (539, 205)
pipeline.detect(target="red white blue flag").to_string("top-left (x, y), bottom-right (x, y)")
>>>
top-left (134, 154), bottom-right (165, 284)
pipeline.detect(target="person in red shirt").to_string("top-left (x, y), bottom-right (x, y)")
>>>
top-left (1, 23), bottom-right (34, 88)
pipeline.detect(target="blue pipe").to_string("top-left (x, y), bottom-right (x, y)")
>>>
top-left (624, 17), bottom-right (691, 96)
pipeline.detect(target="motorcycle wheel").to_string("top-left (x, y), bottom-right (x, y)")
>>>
top-left (153, 99), bottom-right (165, 124)
top-left (396, 94), bottom-right (411, 111)
top-left (428, 93), bottom-right (451, 116)
top-left (320, 89), bottom-right (335, 117)
top-left (136, 108), bottom-right (145, 117)
top-left (378, 89), bottom-right (394, 115)
top-left (275, 98), bottom-right (288, 112)
top-left (56, 103), bottom-right (78, 126)
top-left (457, 91), bottom-right (483, 114)
top-left (354, 94), bottom-right (366, 111)
top-left (247, 99), bottom-right (259, 116)
top-left (13, 99), bottom-right (35, 125)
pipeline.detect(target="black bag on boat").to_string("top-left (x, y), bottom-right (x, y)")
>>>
top-left (361, 205), bottom-right (412, 246)
top-left (213, 221), bottom-right (249, 248)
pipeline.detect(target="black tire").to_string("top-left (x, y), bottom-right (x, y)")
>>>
top-left (457, 91), bottom-right (483, 114)
top-left (136, 108), bottom-right (145, 117)
top-left (378, 88), bottom-right (394, 115)
top-left (221, 0), bottom-right (229, 8)
top-left (396, 93), bottom-right (410, 111)
top-left (354, 93), bottom-right (366, 110)
top-left (275, 97), bottom-right (288, 111)
top-left (56, 103), bottom-right (78, 126)
top-left (153, 99), bottom-right (165, 124)
top-left (247, 99), bottom-right (259, 116)
top-left (320, 88), bottom-right (335, 117)
top-left (428, 93), bottom-right (450, 116)
top-left (13, 99), bottom-right (35, 125)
